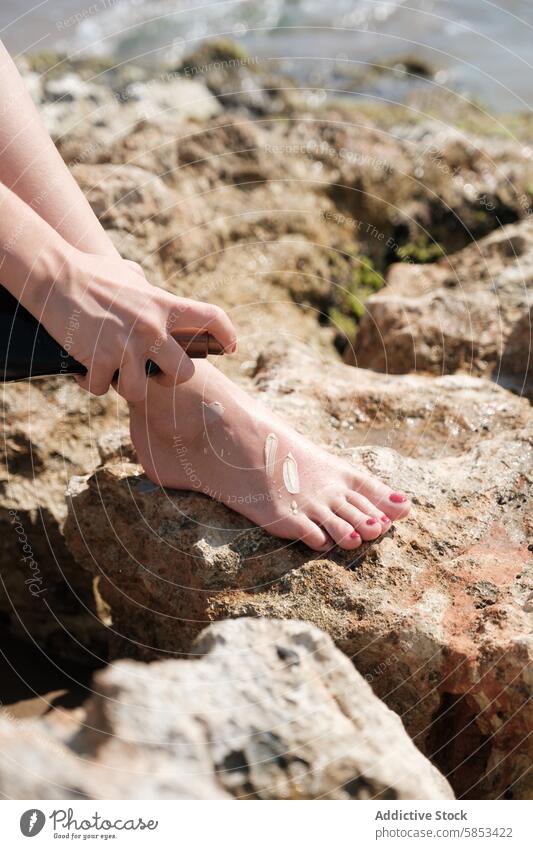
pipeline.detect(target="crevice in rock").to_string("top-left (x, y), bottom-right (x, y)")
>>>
top-left (342, 775), bottom-right (398, 800)
top-left (426, 692), bottom-right (492, 800)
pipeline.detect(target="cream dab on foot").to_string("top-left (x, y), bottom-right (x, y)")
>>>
top-left (283, 452), bottom-right (300, 494)
top-left (264, 432), bottom-right (278, 477)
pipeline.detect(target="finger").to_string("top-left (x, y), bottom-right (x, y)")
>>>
top-left (75, 365), bottom-right (115, 397)
top-left (115, 357), bottom-right (150, 403)
top-left (149, 336), bottom-right (195, 387)
top-left (168, 300), bottom-right (237, 352)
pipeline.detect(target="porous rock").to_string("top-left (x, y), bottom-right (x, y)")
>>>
top-left (0, 378), bottom-right (127, 657)
top-left (64, 345), bottom-right (533, 800)
top-left (352, 220), bottom-right (533, 389)
top-left (0, 618), bottom-right (453, 800)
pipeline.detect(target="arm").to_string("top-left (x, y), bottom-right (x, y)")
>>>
top-left (0, 181), bottom-right (236, 398)
top-left (0, 40), bottom-right (118, 258)
top-left (0, 43), bottom-right (237, 400)
top-left (0, 180), bottom-right (70, 310)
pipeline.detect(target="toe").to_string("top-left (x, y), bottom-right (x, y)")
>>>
top-left (334, 499), bottom-right (383, 540)
top-left (315, 509), bottom-right (363, 550)
top-left (273, 514), bottom-right (330, 552)
top-left (351, 471), bottom-right (411, 520)
top-left (345, 491), bottom-right (392, 533)
top-left (298, 517), bottom-right (331, 552)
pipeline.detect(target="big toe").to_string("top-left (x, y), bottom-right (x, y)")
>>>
top-left (351, 472), bottom-right (411, 521)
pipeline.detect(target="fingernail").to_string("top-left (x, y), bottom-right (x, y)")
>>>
top-left (381, 515), bottom-right (391, 523)
top-left (350, 530), bottom-right (360, 539)
top-left (366, 517), bottom-right (377, 526)
top-left (389, 492), bottom-right (408, 504)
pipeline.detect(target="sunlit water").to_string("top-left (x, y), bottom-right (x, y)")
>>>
top-left (1, 0), bottom-right (532, 111)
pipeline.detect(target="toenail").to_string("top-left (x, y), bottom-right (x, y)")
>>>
top-left (389, 492), bottom-right (408, 504)
top-left (350, 530), bottom-right (361, 539)
top-left (366, 517), bottom-right (378, 526)
top-left (381, 515), bottom-right (391, 523)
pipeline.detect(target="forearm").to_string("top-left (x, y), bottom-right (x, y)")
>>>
top-left (0, 40), bottom-right (118, 259)
top-left (0, 181), bottom-right (74, 317)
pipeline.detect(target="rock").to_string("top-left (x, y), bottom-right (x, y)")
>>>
top-left (70, 162), bottom-right (179, 283)
top-left (0, 378), bottom-right (127, 657)
top-left (37, 64), bottom-right (218, 153)
top-left (64, 343), bottom-right (533, 799)
top-left (351, 220), bottom-right (533, 387)
top-left (501, 305), bottom-right (533, 389)
top-left (50, 65), bottom-right (533, 349)
top-left (43, 73), bottom-right (106, 104)
top-left (293, 116), bottom-right (533, 261)
top-left (119, 77), bottom-right (221, 123)
top-left (67, 158), bottom-right (341, 373)
top-left (38, 73), bottom-right (118, 141)
top-left (6, 46), bottom-right (532, 804)
top-left (0, 618), bottom-right (453, 800)
top-left (176, 40), bottom-right (301, 115)
top-left (251, 341), bottom-right (532, 458)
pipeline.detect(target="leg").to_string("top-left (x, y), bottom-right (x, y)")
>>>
top-left (0, 40), bottom-right (118, 258)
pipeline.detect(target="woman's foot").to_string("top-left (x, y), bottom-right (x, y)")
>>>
top-left (129, 361), bottom-right (411, 552)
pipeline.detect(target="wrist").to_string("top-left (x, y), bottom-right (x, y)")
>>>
top-left (21, 238), bottom-right (81, 318)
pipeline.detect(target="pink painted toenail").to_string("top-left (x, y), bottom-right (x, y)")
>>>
top-left (381, 515), bottom-right (391, 523)
top-left (350, 531), bottom-right (361, 539)
top-left (389, 492), bottom-right (408, 504)
top-left (366, 518), bottom-right (377, 525)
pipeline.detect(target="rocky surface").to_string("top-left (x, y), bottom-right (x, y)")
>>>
top-left (63, 343), bottom-right (533, 800)
top-left (0, 618), bottom-right (453, 800)
top-left (0, 44), bottom-right (532, 803)
top-left (352, 220), bottom-right (533, 391)
top-left (33, 47), bottom-right (533, 358)
top-left (0, 378), bottom-right (128, 658)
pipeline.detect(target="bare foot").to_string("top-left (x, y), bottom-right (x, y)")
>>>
top-left (129, 361), bottom-right (411, 552)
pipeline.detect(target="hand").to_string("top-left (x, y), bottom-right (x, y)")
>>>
top-left (37, 249), bottom-right (237, 401)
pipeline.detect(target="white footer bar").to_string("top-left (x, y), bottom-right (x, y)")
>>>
top-left (1, 799), bottom-right (531, 847)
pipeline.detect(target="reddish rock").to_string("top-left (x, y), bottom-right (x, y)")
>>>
top-left (64, 347), bottom-right (533, 800)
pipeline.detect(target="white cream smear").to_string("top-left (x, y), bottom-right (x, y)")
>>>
top-left (202, 400), bottom-right (225, 424)
top-left (282, 452), bottom-right (300, 494)
top-left (264, 432), bottom-right (278, 477)
top-left (290, 499), bottom-right (298, 514)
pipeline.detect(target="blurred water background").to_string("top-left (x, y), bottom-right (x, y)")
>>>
top-left (1, 0), bottom-right (532, 111)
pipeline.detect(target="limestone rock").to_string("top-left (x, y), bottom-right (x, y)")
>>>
top-left (177, 40), bottom-right (302, 115)
top-left (0, 378), bottom-right (127, 656)
top-left (123, 78), bottom-right (221, 121)
top-left (36, 62), bottom-right (219, 147)
top-left (51, 67), bottom-right (533, 356)
top-left (0, 618), bottom-right (453, 800)
top-left (288, 116), bottom-right (533, 258)
top-left (64, 345), bottom-right (533, 799)
top-left (39, 73), bottom-right (119, 142)
top-left (352, 220), bottom-right (533, 389)
top-left (251, 341), bottom-right (532, 458)
top-left (70, 163), bottom-right (179, 284)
